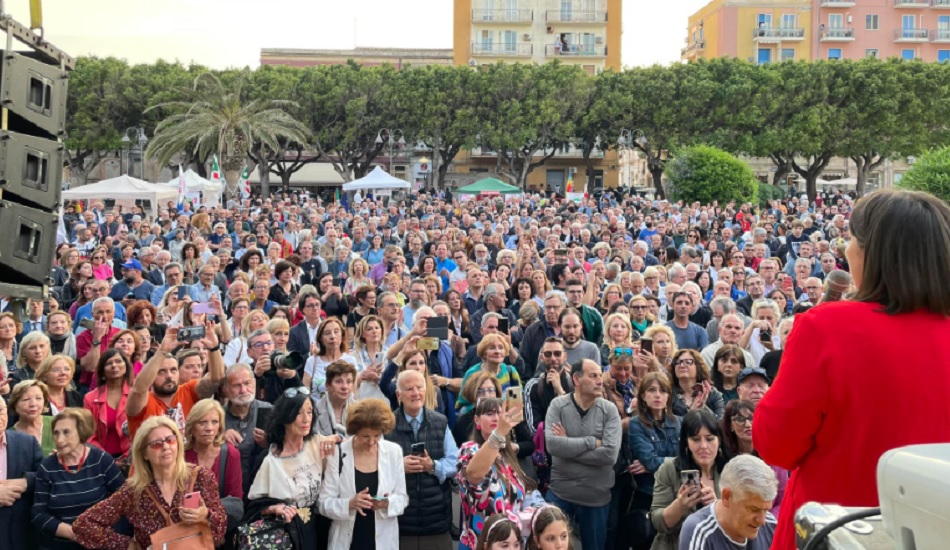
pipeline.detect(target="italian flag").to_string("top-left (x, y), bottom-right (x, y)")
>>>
top-left (237, 165), bottom-right (251, 200)
top-left (210, 154), bottom-right (222, 184)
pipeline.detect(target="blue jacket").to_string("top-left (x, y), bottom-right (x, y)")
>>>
top-left (628, 414), bottom-right (681, 496)
top-left (0, 430), bottom-right (42, 549)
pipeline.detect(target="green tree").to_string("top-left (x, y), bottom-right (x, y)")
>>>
top-left (477, 62), bottom-right (592, 189)
top-left (145, 71), bottom-right (309, 197)
top-left (65, 57), bottom-right (132, 185)
top-left (575, 69), bottom-right (625, 194)
top-left (666, 145), bottom-right (758, 204)
top-left (897, 146), bottom-right (950, 201)
top-left (398, 65), bottom-right (483, 188)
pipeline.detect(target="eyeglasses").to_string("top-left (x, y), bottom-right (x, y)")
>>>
top-left (302, 304), bottom-right (320, 310)
top-left (476, 388), bottom-right (496, 396)
top-left (283, 386), bottom-right (311, 399)
top-left (731, 415), bottom-right (753, 426)
top-left (147, 434), bottom-right (178, 450)
top-left (631, 305), bottom-right (648, 310)
top-left (251, 340), bottom-right (274, 349)
top-left (673, 358), bottom-right (695, 367)
top-left (542, 350), bottom-right (563, 358)
top-left (612, 347), bottom-right (634, 356)
top-left (92, 256), bottom-right (104, 260)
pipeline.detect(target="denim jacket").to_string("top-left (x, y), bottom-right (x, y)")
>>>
top-left (628, 414), bottom-right (681, 495)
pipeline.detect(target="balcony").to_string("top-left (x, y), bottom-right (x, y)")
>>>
top-left (894, 0), bottom-right (930, 7)
top-left (544, 44), bottom-right (607, 57)
top-left (472, 9), bottom-right (534, 23)
top-left (682, 40), bottom-right (706, 57)
top-left (821, 27), bottom-right (856, 41)
top-left (545, 10), bottom-right (607, 23)
top-left (752, 27), bottom-right (806, 42)
top-left (471, 42), bottom-right (533, 57)
top-left (819, 0), bottom-right (856, 6)
top-left (932, 28), bottom-right (950, 41)
top-left (894, 28), bottom-right (930, 41)
top-left (934, 0), bottom-right (950, 7)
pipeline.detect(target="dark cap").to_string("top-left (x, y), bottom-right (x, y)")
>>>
top-left (738, 368), bottom-right (771, 385)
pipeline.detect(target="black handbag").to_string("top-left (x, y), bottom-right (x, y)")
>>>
top-left (218, 443), bottom-right (245, 534)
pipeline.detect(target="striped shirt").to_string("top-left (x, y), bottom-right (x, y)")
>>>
top-left (679, 502), bottom-right (776, 550)
top-left (32, 445), bottom-right (125, 550)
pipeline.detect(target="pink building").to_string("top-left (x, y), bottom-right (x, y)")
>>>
top-left (814, 0), bottom-right (950, 61)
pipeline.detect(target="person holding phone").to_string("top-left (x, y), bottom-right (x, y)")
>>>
top-left (352, 315), bottom-right (388, 401)
top-left (669, 349), bottom-right (724, 419)
top-left (648, 409), bottom-right (725, 550)
top-left (319, 398), bottom-right (408, 549)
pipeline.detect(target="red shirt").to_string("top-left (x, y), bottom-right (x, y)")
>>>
top-left (754, 301), bottom-right (950, 550)
top-left (76, 327), bottom-right (121, 389)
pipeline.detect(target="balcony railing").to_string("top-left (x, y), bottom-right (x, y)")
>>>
top-left (471, 42), bottom-right (534, 56)
top-left (932, 28), bottom-right (950, 40)
top-left (821, 27), bottom-right (856, 40)
top-left (894, 28), bottom-right (930, 40)
top-left (545, 10), bottom-right (607, 23)
top-left (544, 44), bottom-right (607, 57)
top-left (753, 27), bottom-right (806, 40)
top-left (934, 0), bottom-right (950, 7)
top-left (894, 0), bottom-right (930, 6)
top-left (472, 9), bottom-right (534, 23)
top-left (819, 0), bottom-right (856, 6)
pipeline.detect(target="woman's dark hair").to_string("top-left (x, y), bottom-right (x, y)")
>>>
top-left (354, 285), bottom-right (375, 304)
top-left (664, 246), bottom-right (679, 263)
top-left (676, 409), bottom-right (728, 474)
top-left (267, 392), bottom-right (314, 452)
top-left (635, 372), bottom-right (674, 429)
top-left (95, 348), bottom-right (134, 387)
top-left (180, 242), bottom-right (198, 261)
top-left (238, 249), bottom-right (264, 273)
top-left (274, 260), bottom-right (294, 279)
top-left (849, 189), bottom-right (950, 315)
top-left (126, 300), bottom-right (158, 327)
top-left (720, 399), bottom-right (756, 458)
top-left (418, 255), bottom-right (436, 274)
top-left (710, 344), bottom-right (746, 390)
top-left (472, 398), bottom-right (536, 494)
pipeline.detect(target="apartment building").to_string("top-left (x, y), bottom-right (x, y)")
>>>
top-left (452, 0), bottom-right (622, 191)
top-left (454, 0), bottom-right (622, 73)
top-left (684, 0), bottom-right (950, 62)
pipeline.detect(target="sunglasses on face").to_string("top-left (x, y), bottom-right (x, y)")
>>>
top-left (147, 434), bottom-right (178, 450)
top-left (612, 347), bottom-right (635, 356)
top-left (542, 350), bottom-right (564, 358)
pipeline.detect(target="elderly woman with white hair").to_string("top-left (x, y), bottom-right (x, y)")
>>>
top-left (738, 298), bottom-right (783, 368)
top-left (10, 331), bottom-right (51, 388)
top-left (679, 454), bottom-right (778, 549)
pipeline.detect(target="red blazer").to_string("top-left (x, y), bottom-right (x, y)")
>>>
top-left (754, 301), bottom-right (950, 550)
top-left (83, 381), bottom-right (131, 457)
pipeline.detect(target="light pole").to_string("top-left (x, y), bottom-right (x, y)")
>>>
top-left (121, 127), bottom-right (148, 180)
top-left (375, 128), bottom-right (406, 175)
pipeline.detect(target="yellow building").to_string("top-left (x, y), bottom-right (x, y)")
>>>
top-left (260, 47), bottom-right (454, 68)
top-left (453, 0), bottom-right (622, 191)
top-left (683, 0), bottom-right (813, 64)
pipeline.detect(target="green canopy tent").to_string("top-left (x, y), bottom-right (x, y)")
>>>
top-left (457, 177), bottom-right (523, 195)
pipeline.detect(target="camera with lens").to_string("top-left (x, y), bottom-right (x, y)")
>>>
top-left (270, 350), bottom-right (304, 371)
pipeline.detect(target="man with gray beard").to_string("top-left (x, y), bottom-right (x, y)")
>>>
top-left (222, 363), bottom-right (273, 494)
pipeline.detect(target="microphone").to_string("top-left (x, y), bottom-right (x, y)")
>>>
top-left (823, 270), bottom-right (852, 303)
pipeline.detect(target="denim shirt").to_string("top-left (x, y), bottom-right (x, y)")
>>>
top-left (628, 414), bottom-right (681, 495)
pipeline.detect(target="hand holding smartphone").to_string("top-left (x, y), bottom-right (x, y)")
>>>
top-left (182, 491), bottom-right (201, 509)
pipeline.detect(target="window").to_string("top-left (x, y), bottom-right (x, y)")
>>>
top-left (828, 48), bottom-right (842, 60)
top-left (902, 15), bottom-right (916, 39)
top-left (781, 14), bottom-right (796, 29)
top-left (939, 50), bottom-right (950, 63)
top-left (901, 49), bottom-right (916, 60)
top-left (758, 48), bottom-right (773, 64)
top-left (503, 30), bottom-right (517, 53)
top-left (829, 14), bottom-right (844, 29)
top-left (866, 15), bottom-right (879, 30)
top-left (758, 13), bottom-right (772, 28)
top-left (866, 49), bottom-right (879, 58)
top-left (781, 48), bottom-right (795, 61)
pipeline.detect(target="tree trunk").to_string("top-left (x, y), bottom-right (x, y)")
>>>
top-left (256, 161), bottom-right (270, 199)
top-left (583, 147), bottom-right (597, 196)
top-left (650, 164), bottom-right (666, 199)
top-left (851, 153), bottom-right (884, 198)
top-left (223, 170), bottom-right (240, 202)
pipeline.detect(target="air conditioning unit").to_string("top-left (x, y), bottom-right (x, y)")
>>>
top-left (847, 15), bottom-right (853, 23)
top-left (547, 26), bottom-right (554, 33)
top-left (595, 36), bottom-right (604, 44)
top-left (523, 33), bottom-right (532, 40)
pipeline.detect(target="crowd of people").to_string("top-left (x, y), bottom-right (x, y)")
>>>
top-left (0, 184), bottom-right (946, 550)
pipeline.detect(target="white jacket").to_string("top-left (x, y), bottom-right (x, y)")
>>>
top-left (318, 438), bottom-right (408, 549)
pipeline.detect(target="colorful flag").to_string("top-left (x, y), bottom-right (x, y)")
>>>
top-left (237, 165), bottom-right (251, 200)
top-left (565, 172), bottom-right (574, 193)
top-left (176, 164), bottom-right (186, 212)
top-left (210, 154), bottom-right (221, 184)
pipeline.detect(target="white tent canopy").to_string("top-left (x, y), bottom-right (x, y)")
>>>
top-left (162, 169), bottom-right (223, 207)
top-left (63, 175), bottom-right (179, 218)
top-left (342, 166), bottom-right (410, 192)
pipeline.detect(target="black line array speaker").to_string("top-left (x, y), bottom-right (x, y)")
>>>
top-left (0, 49), bottom-right (67, 292)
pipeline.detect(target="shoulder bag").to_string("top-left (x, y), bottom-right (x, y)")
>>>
top-left (145, 467), bottom-right (215, 550)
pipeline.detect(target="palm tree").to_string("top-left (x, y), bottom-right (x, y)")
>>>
top-left (145, 71), bottom-right (309, 198)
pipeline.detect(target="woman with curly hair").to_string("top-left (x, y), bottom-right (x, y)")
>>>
top-left (180, 242), bottom-right (200, 284)
top-left (125, 299), bottom-right (157, 328)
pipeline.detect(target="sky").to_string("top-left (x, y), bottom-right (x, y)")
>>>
top-left (8, 0), bottom-right (711, 69)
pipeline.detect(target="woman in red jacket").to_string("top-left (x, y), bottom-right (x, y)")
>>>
top-left (83, 348), bottom-right (132, 458)
top-left (754, 189), bottom-right (950, 550)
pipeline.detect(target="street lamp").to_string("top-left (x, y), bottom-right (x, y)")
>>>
top-left (375, 128), bottom-right (406, 175)
top-left (121, 127), bottom-right (148, 180)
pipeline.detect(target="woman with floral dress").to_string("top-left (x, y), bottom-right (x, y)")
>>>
top-left (456, 397), bottom-right (535, 550)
